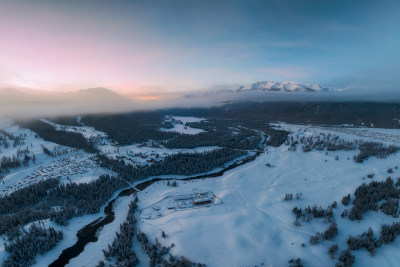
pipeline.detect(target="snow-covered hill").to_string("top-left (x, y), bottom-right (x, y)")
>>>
top-left (182, 81), bottom-right (333, 100)
top-left (237, 81), bottom-right (332, 92)
top-left (135, 124), bottom-right (400, 267)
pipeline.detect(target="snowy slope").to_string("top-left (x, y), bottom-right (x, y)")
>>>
top-left (40, 118), bottom-right (107, 139)
top-left (0, 119), bottom-right (111, 196)
top-left (237, 81), bottom-right (332, 92)
top-left (183, 81), bottom-right (333, 100)
top-left (273, 122), bottom-right (400, 146)
top-left (160, 116), bottom-right (205, 135)
top-left (135, 126), bottom-right (400, 267)
top-left (41, 116), bottom-right (215, 169)
top-left (3, 117), bottom-right (400, 266)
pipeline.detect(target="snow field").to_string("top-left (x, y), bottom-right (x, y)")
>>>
top-left (40, 119), bottom-right (107, 139)
top-left (3, 117), bottom-right (400, 266)
top-left (136, 143), bottom-right (400, 267)
top-left (160, 116), bottom-right (206, 135)
top-left (274, 122), bottom-right (400, 146)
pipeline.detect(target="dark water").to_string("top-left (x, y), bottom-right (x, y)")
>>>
top-left (48, 188), bottom-right (135, 267)
top-left (49, 151), bottom-right (261, 266)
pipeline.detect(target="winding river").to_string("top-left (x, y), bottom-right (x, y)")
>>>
top-left (49, 151), bottom-right (261, 266)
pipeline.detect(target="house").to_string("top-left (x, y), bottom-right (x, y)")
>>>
top-left (193, 198), bottom-right (212, 205)
top-left (193, 192), bottom-right (214, 205)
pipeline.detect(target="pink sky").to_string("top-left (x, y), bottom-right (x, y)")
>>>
top-left (0, 7), bottom-right (179, 94)
top-left (0, 1), bottom-right (314, 97)
top-left (1, 0), bottom-right (398, 98)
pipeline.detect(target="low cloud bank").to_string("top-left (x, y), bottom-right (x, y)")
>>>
top-left (1, 87), bottom-right (399, 119)
top-left (0, 88), bottom-right (135, 119)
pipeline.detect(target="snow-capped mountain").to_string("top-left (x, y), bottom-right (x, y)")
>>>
top-left (237, 81), bottom-right (331, 92)
top-left (182, 81), bottom-right (332, 100)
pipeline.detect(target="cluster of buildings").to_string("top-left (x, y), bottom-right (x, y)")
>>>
top-left (2, 153), bottom-right (97, 195)
top-left (140, 191), bottom-right (218, 220)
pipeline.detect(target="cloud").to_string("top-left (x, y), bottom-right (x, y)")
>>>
top-left (261, 67), bottom-right (311, 79)
top-left (2, 82), bottom-right (400, 121)
top-left (0, 88), bottom-right (136, 119)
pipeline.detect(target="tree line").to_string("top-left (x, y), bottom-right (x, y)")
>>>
top-left (286, 133), bottom-right (399, 163)
top-left (101, 198), bottom-right (139, 266)
top-left (335, 222), bottom-right (400, 266)
top-left (0, 175), bottom-right (127, 237)
top-left (17, 119), bottom-right (97, 153)
top-left (3, 222), bottom-right (63, 267)
top-left (342, 177), bottom-right (400, 221)
top-left (165, 102), bottom-right (400, 129)
top-left (0, 146), bottom-right (35, 179)
top-left (81, 112), bottom-right (178, 145)
top-left (0, 129), bottom-right (27, 148)
top-left (98, 148), bottom-right (247, 182)
top-left (99, 196), bottom-right (205, 267)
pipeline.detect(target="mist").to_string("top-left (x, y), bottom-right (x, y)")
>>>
top-left (0, 88), bottom-right (136, 119)
top-left (2, 85), bottom-right (400, 120)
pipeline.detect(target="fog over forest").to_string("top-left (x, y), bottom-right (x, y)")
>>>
top-left (2, 85), bottom-right (400, 119)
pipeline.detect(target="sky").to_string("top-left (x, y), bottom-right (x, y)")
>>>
top-left (0, 0), bottom-right (399, 98)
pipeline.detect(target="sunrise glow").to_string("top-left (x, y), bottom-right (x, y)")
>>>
top-left (1, 0), bottom-right (399, 96)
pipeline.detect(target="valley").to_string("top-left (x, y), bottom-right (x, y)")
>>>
top-left (1, 110), bottom-right (400, 267)
top-left (2, 1), bottom-right (398, 266)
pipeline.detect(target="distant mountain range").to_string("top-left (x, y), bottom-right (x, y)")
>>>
top-left (184, 81), bottom-right (332, 99)
top-left (6, 81), bottom-right (399, 120)
top-left (237, 81), bottom-right (331, 92)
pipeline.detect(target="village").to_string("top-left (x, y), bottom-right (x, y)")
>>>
top-left (1, 153), bottom-right (100, 195)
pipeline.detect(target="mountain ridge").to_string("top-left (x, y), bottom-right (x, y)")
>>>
top-left (183, 80), bottom-right (333, 99)
top-left (237, 81), bottom-right (332, 92)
